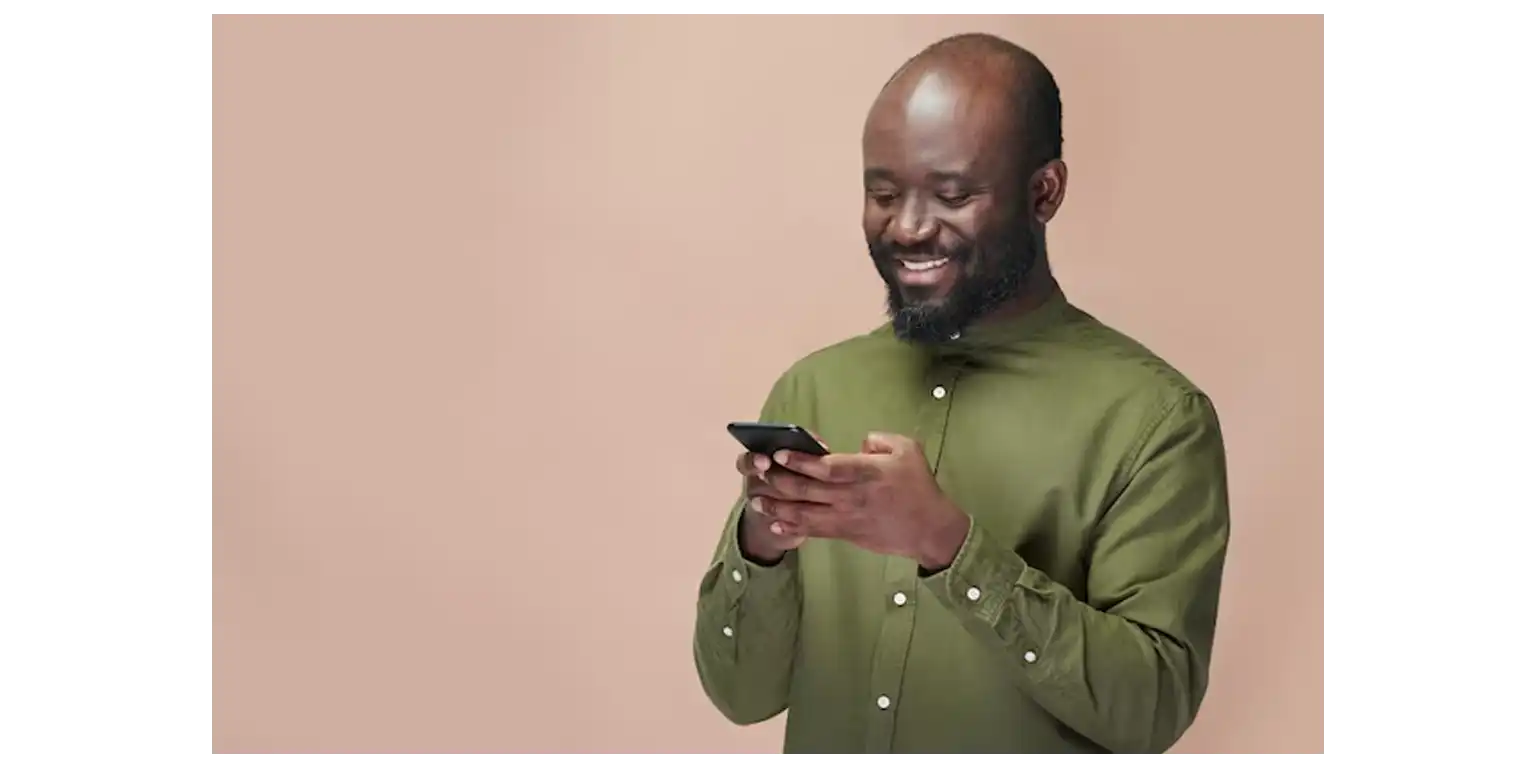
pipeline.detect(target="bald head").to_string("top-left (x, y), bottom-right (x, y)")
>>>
top-left (872, 33), bottom-right (1063, 173)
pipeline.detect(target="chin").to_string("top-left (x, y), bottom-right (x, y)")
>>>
top-left (896, 283), bottom-right (956, 306)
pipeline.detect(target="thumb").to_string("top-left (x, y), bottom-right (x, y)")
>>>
top-left (861, 431), bottom-right (902, 455)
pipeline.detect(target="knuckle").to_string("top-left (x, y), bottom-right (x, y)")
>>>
top-left (771, 471), bottom-right (791, 492)
top-left (853, 487), bottom-right (870, 509)
top-left (779, 475), bottom-right (799, 497)
top-left (763, 469), bottom-right (784, 491)
top-left (791, 475), bottom-right (811, 497)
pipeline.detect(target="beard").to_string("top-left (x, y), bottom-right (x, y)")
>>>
top-left (869, 225), bottom-right (1042, 345)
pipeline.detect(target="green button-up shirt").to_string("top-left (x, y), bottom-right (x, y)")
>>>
top-left (692, 289), bottom-right (1231, 753)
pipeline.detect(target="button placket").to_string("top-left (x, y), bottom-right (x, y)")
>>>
top-left (861, 359), bottom-right (964, 753)
top-left (866, 553), bottom-right (919, 751)
top-left (924, 362), bottom-right (963, 469)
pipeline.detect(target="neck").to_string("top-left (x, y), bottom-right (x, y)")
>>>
top-left (973, 263), bottom-right (1060, 330)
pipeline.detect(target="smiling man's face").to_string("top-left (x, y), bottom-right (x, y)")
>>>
top-left (862, 66), bottom-right (1044, 344)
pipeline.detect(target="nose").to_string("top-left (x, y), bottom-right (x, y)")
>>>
top-left (891, 195), bottom-right (938, 246)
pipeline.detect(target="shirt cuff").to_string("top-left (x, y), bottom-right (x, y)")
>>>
top-left (699, 509), bottom-right (800, 665)
top-left (919, 516), bottom-right (1056, 678)
top-left (718, 508), bottom-right (798, 604)
top-left (920, 515), bottom-right (1025, 625)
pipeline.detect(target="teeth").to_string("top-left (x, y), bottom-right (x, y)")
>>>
top-left (900, 258), bottom-right (950, 272)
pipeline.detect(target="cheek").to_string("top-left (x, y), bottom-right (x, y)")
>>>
top-left (963, 198), bottom-right (1002, 228)
top-left (863, 206), bottom-right (890, 240)
top-left (964, 201), bottom-right (1024, 244)
top-left (937, 208), bottom-right (985, 248)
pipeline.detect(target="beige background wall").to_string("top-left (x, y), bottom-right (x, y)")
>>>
top-left (213, 15), bottom-right (1322, 753)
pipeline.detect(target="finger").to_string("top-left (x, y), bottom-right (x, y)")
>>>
top-left (755, 494), bottom-right (817, 525)
top-left (744, 473), bottom-right (813, 503)
top-left (759, 500), bottom-right (851, 543)
top-left (766, 519), bottom-right (797, 538)
top-left (761, 465), bottom-right (847, 504)
top-left (735, 451), bottom-right (773, 479)
top-left (743, 477), bottom-right (767, 500)
top-left (749, 495), bottom-right (815, 529)
top-left (765, 509), bottom-right (807, 539)
top-left (766, 516), bottom-right (808, 542)
top-left (772, 451), bottom-right (875, 483)
top-left (744, 497), bottom-right (807, 540)
top-left (862, 431), bottom-right (911, 455)
top-left (792, 502), bottom-right (852, 540)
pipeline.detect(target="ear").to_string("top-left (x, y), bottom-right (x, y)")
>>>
top-left (1030, 159), bottom-right (1068, 225)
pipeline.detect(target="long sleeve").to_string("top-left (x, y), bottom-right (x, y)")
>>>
top-left (692, 371), bottom-right (804, 725)
top-left (920, 392), bottom-right (1232, 753)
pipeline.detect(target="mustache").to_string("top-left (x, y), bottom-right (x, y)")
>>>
top-left (868, 239), bottom-right (972, 262)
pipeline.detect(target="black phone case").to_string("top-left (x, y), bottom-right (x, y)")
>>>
top-left (726, 421), bottom-right (829, 457)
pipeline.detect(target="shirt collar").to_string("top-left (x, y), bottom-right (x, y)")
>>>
top-left (942, 285), bottom-right (1072, 351)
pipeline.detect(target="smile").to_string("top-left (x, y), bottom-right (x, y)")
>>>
top-left (894, 256), bottom-right (957, 288)
top-left (898, 257), bottom-right (950, 272)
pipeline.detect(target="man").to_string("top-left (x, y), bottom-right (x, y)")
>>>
top-left (692, 32), bottom-right (1230, 754)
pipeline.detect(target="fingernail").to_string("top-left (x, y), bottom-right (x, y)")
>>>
top-left (754, 455), bottom-right (770, 472)
top-left (749, 498), bottom-right (763, 513)
top-left (770, 522), bottom-right (784, 535)
top-left (774, 450), bottom-right (789, 465)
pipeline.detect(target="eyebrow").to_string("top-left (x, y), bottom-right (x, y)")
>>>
top-left (864, 168), bottom-right (978, 186)
top-left (925, 170), bottom-right (975, 185)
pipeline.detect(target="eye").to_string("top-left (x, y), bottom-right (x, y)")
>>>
top-left (867, 188), bottom-right (899, 206)
top-left (935, 191), bottom-right (973, 208)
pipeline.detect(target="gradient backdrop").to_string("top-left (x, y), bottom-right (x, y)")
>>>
top-left (213, 14), bottom-right (1323, 754)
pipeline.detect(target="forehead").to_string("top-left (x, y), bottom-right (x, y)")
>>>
top-left (862, 69), bottom-right (1013, 177)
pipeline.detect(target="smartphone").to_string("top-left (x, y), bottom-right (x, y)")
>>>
top-left (726, 421), bottom-right (829, 457)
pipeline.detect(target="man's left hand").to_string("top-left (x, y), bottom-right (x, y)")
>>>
top-left (753, 432), bottom-right (972, 570)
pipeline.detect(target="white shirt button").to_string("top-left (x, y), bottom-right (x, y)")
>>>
top-left (932, 385), bottom-right (947, 399)
top-left (892, 591), bottom-right (908, 606)
top-left (1023, 650), bottom-right (1038, 663)
top-left (876, 695), bottom-right (891, 710)
top-left (730, 569), bottom-right (742, 583)
top-left (966, 586), bottom-right (982, 601)
top-left (722, 626), bottom-right (734, 638)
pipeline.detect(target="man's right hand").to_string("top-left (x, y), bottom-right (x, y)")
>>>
top-left (734, 427), bottom-right (831, 564)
